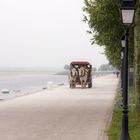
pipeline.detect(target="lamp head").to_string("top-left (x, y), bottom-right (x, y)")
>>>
top-left (120, 0), bottom-right (136, 26)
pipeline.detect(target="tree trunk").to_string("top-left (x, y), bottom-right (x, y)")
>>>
top-left (134, 0), bottom-right (140, 107)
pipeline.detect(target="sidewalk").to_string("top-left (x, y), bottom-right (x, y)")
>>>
top-left (0, 74), bottom-right (119, 140)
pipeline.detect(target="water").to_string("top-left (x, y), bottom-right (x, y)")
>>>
top-left (0, 72), bottom-right (68, 100)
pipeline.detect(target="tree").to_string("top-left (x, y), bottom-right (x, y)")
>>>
top-left (98, 64), bottom-right (115, 71)
top-left (134, 0), bottom-right (140, 107)
top-left (83, 0), bottom-right (134, 67)
top-left (92, 67), bottom-right (97, 71)
top-left (64, 65), bottom-right (70, 70)
top-left (83, 0), bottom-right (140, 122)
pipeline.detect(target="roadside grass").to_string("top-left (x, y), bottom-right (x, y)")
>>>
top-left (108, 87), bottom-right (140, 140)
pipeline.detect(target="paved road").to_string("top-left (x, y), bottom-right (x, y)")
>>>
top-left (0, 74), bottom-right (118, 140)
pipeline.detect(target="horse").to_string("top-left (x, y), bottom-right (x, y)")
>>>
top-left (78, 66), bottom-right (89, 88)
top-left (68, 67), bottom-right (78, 88)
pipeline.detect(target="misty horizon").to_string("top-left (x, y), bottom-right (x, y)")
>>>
top-left (0, 0), bottom-right (109, 69)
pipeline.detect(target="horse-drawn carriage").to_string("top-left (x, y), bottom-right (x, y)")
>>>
top-left (68, 61), bottom-right (92, 88)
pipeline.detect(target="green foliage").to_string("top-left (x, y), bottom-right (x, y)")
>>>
top-left (108, 87), bottom-right (140, 140)
top-left (83, 0), bottom-right (134, 67)
top-left (134, 0), bottom-right (140, 105)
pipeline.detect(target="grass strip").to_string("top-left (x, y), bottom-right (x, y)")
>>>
top-left (108, 87), bottom-right (140, 140)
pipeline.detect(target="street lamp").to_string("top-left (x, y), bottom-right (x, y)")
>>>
top-left (120, 0), bottom-right (136, 140)
top-left (120, 0), bottom-right (136, 26)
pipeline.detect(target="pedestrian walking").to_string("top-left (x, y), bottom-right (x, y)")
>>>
top-left (116, 70), bottom-right (120, 78)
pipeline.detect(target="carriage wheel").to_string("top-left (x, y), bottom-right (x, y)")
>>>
top-left (72, 83), bottom-right (76, 88)
top-left (88, 83), bottom-right (92, 88)
top-left (70, 83), bottom-right (75, 88)
top-left (70, 84), bottom-right (72, 88)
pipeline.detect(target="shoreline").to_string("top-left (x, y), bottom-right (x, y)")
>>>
top-left (0, 83), bottom-right (65, 102)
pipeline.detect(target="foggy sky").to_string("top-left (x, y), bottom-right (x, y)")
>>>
top-left (0, 0), bottom-right (108, 69)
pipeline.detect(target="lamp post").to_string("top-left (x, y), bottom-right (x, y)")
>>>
top-left (120, 0), bottom-right (135, 140)
top-left (120, 0), bottom-right (136, 140)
